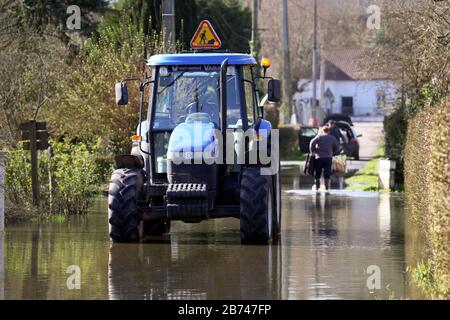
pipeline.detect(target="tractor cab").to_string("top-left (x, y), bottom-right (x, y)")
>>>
top-left (148, 54), bottom-right (260, 179)
top-left (110, 21), bottom-right (282, 244)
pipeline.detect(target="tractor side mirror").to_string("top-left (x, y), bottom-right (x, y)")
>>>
top-left (115, 82), bottom-right (129, 105)
top-left (267, 79), bottom-right (281, 103)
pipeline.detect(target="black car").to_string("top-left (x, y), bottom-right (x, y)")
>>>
top-left (323, 114), bottom-right (354, 126)
top-left (299, 120), bottom-right (361, 160)
top-left (334, 121), bottom-right (361, 160)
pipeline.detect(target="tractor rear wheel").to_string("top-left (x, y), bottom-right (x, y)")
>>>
top-left (108, 168), bottom-right (144, 243)
top-left (240, 167), bottom-right (274, 244)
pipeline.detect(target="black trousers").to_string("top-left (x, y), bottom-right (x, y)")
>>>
top-left (314, 157), bottom-right (332, 180)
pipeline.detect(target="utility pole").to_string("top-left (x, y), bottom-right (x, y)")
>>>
top-left (251, 0), bottom-right (260, 59)
top-left (312, 0), bottom-right (318, 122)
top-left (319, 37), bottom-right (326, 111)
top-left (162, 0), bottom-right (176, 51)
top-left (282, 0), bottom-right (292, 124)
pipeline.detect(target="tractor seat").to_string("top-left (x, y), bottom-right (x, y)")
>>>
top-left (187, 102), bottom-right (219, 127)
top-left (185, 112), bottom-right (213, 124)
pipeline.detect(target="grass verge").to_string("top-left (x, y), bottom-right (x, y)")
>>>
top-left (281, 150), bottom-right (307, 161)
top-left (345, 147), bottom-right (387, 192)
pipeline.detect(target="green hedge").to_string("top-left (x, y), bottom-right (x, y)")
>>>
top-left (405, 99), bottom-right (450, 299)
top-left (4, 139), bottom-right (101, 218)
top-left (384, 106), bottom-right (407, 189)
top-left (264, 104), bottom-right (280, 129)
top-left (278, 125), bottom-right (299, 160)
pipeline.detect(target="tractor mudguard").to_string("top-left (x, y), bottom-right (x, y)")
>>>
top-left (114, 154), bottom-right (144, 169)
top-left (249, 119), bottom-right (273, 158)
top-left (255, 119), bottom-right (273, 139)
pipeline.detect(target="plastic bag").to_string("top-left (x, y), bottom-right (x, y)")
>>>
top-left (332, 155), bottom-right (347, 175)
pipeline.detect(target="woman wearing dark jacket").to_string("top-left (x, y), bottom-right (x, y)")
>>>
top-left (309, 126), bottom-right (342, 191)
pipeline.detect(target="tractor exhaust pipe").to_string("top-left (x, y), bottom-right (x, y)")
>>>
top-left (220, 59), bottom-right (228, 163)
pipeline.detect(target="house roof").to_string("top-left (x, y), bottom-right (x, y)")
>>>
top-left (304, 48), bottom-right (390, 81)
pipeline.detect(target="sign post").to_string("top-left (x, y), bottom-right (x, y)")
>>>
top-left (30, 121), bottom-right (39, 206)
top-left (20, 121), bottom-right (49, 206)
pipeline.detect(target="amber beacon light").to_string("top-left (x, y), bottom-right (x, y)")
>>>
top-left (261, 58), bottom-right (271, 76)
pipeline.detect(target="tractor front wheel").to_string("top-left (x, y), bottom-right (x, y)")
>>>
top-left (240, 167), bottom-right (274, 244)
top-left (108, 168), bottom-right (143, 243)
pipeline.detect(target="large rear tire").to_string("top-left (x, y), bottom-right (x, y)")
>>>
top-left (108, 169), bottom-right (143, 243)
top-left (240, 167), bottom-right (274, 244)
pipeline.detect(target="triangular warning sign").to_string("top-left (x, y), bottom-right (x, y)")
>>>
top-left (190, 20), bottom-right (222, 50)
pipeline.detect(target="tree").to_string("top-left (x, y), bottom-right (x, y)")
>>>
top-left (106, 0), bottom-right (197, 50)
top-left (0, 1), bottom-right (70, 147)
top-left (45, 15), bottom-right (164, 154)
top-left (369, 0), bottom-right (450, 116)
top-left (21, 0), bottom-right (109, 37)
top-left (238, 0), bottom-right (376, 112)
top-left (196, 0), bottom-right (251, 52)
top-left (106, 0), bottom-right (251, 52)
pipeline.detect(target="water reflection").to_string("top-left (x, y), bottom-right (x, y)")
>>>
top-left (2, 182), bottom-right (421, 300)
top-left (108, 242), bottom-right (281, 300)
top-left (4, 212), bottom-right (110, 300)
top-left (283, 188), bottom-right (408, 299)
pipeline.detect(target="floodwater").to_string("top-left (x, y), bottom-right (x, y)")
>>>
top-left (0, 177), bottom-right (423, 300)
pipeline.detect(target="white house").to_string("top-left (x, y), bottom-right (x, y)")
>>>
top-left (293, 48), bottom-right (399, 122)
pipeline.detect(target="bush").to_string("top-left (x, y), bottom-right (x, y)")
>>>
top-left (383, 106), bottom-right (407, 188)
top-left (264, 104), bottom-right (280, 129)
top-left (384, 106), bottom-right (407, 161)
top-left (278, 125), bottom-right (299, 160)
top-left (46, 15), bottom-right (166, 155)
top-left (428, 100), bottom-right (450, 298)
top-left (405, 98), bottom-right (450, 299)
top-left (4, 146), bottom-right (34, 210)
top-left (4, 139), bottom-right (101, 217)
top-left (51, 141), bottom-right (101, 215)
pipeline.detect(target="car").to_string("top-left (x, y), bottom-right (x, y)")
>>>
top-left (299, 126), bottom-right (319, 154)
top-left (323, 114), bottom-right (354, 126)
top-left (334, 121), bottom-right (361, 160)
top-left (298, 120), bottom-right (361, 160)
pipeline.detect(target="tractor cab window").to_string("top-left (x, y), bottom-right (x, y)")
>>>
top-left (243, 66), bottom-right (257, 126)
top-left (153, 67), bottom-right (242, 131)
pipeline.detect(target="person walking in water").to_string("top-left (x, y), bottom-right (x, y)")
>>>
top-left (309, 125), bottom-right (342, 191)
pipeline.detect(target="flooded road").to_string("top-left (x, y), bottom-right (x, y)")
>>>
top-left (1, 178), bottom-right (422, 300)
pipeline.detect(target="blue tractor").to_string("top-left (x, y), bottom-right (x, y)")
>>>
top-left (110, 52), bottom-right (281, 244)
